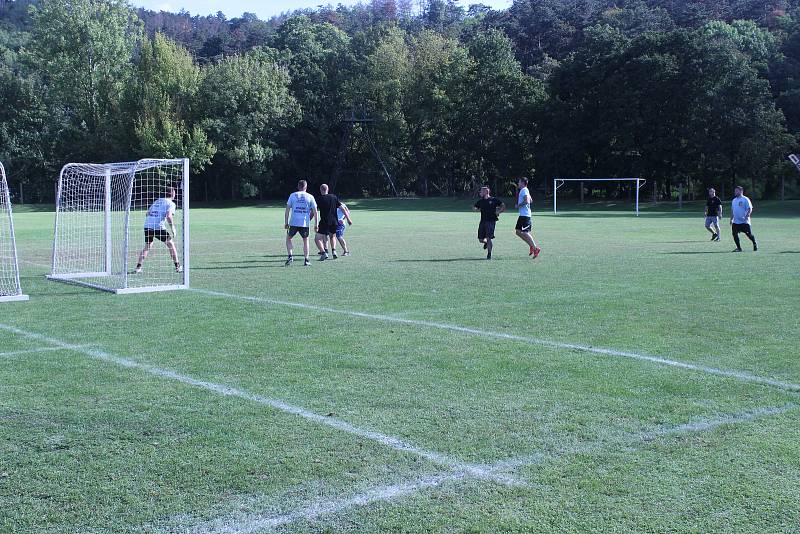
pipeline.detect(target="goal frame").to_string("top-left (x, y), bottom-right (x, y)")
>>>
top-left (47, 158), bottom-right (190, 294)
top-left (0, 161), bottom-right (28, 302)
top-left (553, 178), bottom-right (646, 217)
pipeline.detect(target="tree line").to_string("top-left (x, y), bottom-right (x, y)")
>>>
top-left (1, 0), bottom-right (799, 203)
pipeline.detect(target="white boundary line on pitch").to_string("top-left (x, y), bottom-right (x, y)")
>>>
top-left (192, 289), bottom-right (800, 394)
top-left (0, 322), bottom-right (522, 487)
top-left (176, 403), bottom-right (797, 533)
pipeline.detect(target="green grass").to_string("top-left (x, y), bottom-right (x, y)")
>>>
top-left (2, 198), bottom-right (799, 532)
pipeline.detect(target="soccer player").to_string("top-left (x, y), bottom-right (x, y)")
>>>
top-left (705, 187), bottom-right (722, 241)
top-left (314, 184), bottom-right (344, 260)
top-left (473, 186), bottom-right (505, 260)
top-left (335, 202), bottom-right (353, 256)
top-left (730, 185), bottom-right (758, 252)
top-left (285, 180), bottom-right (318, 266)
top-left (514, 178), bottom-right (541, 258)
top-left (134, 186), bottom-right (182, 274)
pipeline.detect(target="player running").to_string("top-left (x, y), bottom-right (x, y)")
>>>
top-left (514, 178), bottom-right (541, 259)
top-left (134, 186), bottom-right (182, 274)
top-left (731, 185), bottom-right (758, 252)
top-left (335, 203), bottom-right (353, 256)
top-left (473, 186), bottom-right (505, 260)
top-left (285, 180), bottom-right (318, 266)
top-left (315, 184), bottom-right (346, 260)
top-left (705, 187), bottom-right (722, 241)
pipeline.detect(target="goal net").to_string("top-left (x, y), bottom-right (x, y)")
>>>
top-left (48, 159), bottom-right (189, 294)
top-left (553, 178), bottom-right (646, 216)
top-left (0, 162), bottom-right (28, 302)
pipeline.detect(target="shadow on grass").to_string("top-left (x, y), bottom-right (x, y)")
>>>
top-left (395, 257), bottom-right (499, 263)
top-left (659, 251), bottom-right (735, 255)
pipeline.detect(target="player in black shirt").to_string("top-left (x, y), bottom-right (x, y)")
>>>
top-left (473, 186), bottom-right (506, 260)
top-left (315, 184), bottom-right (348, 260)
top-left (705, 188), bottom-right (723, 242)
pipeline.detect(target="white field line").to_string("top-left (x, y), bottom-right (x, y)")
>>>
top-left (178, 402), bottom-right (797, 533)
top-left (192, 289), bottom-right (800, 394)
top-left (0, 322), bottom-right (521, 487)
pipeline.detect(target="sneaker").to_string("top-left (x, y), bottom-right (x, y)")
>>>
top-left (285, 257), bottom-right (294, 266)
top-left (133, 267), bottom-right (142, 274)
top-left (710, 234), bottom-right (717, 241)
top-left (303, 259), bottom-right (311, 267)
top-left (319, 253), bottom-right (328, 261)
top-left (487, 252), bottom-right (492, 260)
top-left (332, 252), bottom-right (338, 259)
top-left (713, 235), bottom-right (721, 242)
top-left (533, 246), bottom-right (541, 259)
top-left (753, 243), bottom-right (758, 251)
top-left (483, 242), bottom-right (488, 250)
top-left (733, 248), bottom-right (742, 252)
top-left (175, 265), bottom-right (183, 273)
top-left (343, 251), bottom-right (350, 257)
top-left (529, 246), bottom-right (535, 256)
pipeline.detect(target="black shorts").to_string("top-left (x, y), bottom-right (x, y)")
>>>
top-left (732, 223), bottom-right (752, 234)
top-left (317, 220), bottom-right (338, 236)
top-left (145, 229), bottom-right (171, 244)
top-left (288, 226), bottom-right (310, 238)
top-left (515, 216), bottom-right (532, 233)
top-left (478, 220), bottom-right (496, 240)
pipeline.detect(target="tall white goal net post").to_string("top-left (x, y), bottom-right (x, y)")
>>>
top-left (0, 162), bottom-right (28, 302)
top-left (553, 178), bottom-right (646, 216)
top-left (49, 158), bottom-right (190, 294)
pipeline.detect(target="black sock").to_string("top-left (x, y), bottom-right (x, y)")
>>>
top-left (733, 233), bottom-right (741, 249)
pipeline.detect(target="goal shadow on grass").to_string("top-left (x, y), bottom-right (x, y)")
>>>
top-left (659, 251), bottom-right (737, 255)
top-left (394, 257), bottom-right (503, 263)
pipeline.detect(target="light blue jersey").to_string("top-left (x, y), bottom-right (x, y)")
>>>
top-left (144, 198), bottom-right (176, 230)
top-left (287, 192), bottom-right (317, 227)
top-left (731, 195), bottom-right (753, 224)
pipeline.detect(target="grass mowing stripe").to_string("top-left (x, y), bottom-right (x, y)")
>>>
top-left (0, 322), bottom-right (522, 488)
top-left (178, 403), bottom-right (797, 532)
top-left (0, 346), bottom-right (80, 358)
top-left (193, 288), bottom-right (800, 394)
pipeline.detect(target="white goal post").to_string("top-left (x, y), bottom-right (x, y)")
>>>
top-left (0, 161), bottom-right (28, 302)
top-left (553, 178), bottom-right (647, 216)
top-left (48, 158), bottom-right (189, 294)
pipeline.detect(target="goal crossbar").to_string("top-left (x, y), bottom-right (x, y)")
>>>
top-left (553, 178), bottom-right (646, 216)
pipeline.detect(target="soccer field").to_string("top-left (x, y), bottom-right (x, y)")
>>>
top-left (2, 198), bottom-right (799, 533)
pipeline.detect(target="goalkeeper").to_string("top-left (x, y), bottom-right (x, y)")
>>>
top-left (134, 187), bottom-right (182, 274)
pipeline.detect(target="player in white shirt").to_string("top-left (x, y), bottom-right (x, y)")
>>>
top-left (335, 203), bottom-right (353, 256)
top-left (730, 185), bottom-right (758, 252)
top-left (134, 187), bottom-right (182, 274)
top-left (514, 178), bottom-right (541, 259)
top-left (284, 180), bottom-right (318, 266)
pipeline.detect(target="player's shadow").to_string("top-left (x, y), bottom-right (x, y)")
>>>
top-left (659, 251), bottom-right (737, 255)
top-left (395, 257), bottom-right (498, 263)
top-left (194, 260), bottom-right (285, 270)
top-left (778, 251), bottom-right (800, 254)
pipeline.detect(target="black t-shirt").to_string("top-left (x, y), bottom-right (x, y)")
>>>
top-left (474, 197), bottom-right (504, 222)
top-left (706, 196), bottom-right (722, 217)
top-left (317, 193), bottom-right (341, 224)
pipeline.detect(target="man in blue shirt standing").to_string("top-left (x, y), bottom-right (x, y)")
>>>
top-left (730, 185), bottom-right (758, 252)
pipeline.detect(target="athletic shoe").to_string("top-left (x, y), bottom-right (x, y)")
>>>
top-left (533, 246), bottom-right (541, 259)
top-left (332, 252), bottom-right (338, 259)
top-left (753, 243), bottom-right (758, 251)
top-left (713, 235), bottom-right (721, 242)
top-left (175, 265), bottom-right (183, 273)
top-left (318, 250), bottom-right (328, 256)
top-left (304, 259), bottom-right (311, 267)
top-left (285, 257), bottom-right (293, 266)
top-left (529, 246), bottom-right (535, 256)
top-left (483, 242), bottom-right (488, 250)
top-left (487, 252), bottom-right (492, 260)
top-left (319, 253), bottom-right (328, 261)
top-left (710, 234), bottom-right (717, 241)
top-left (733, 248), bottom-right (742, 252)
top-left (133, 267), bottom-right (142, 274)
top-left (343, 251), bottom-right (350, 257)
